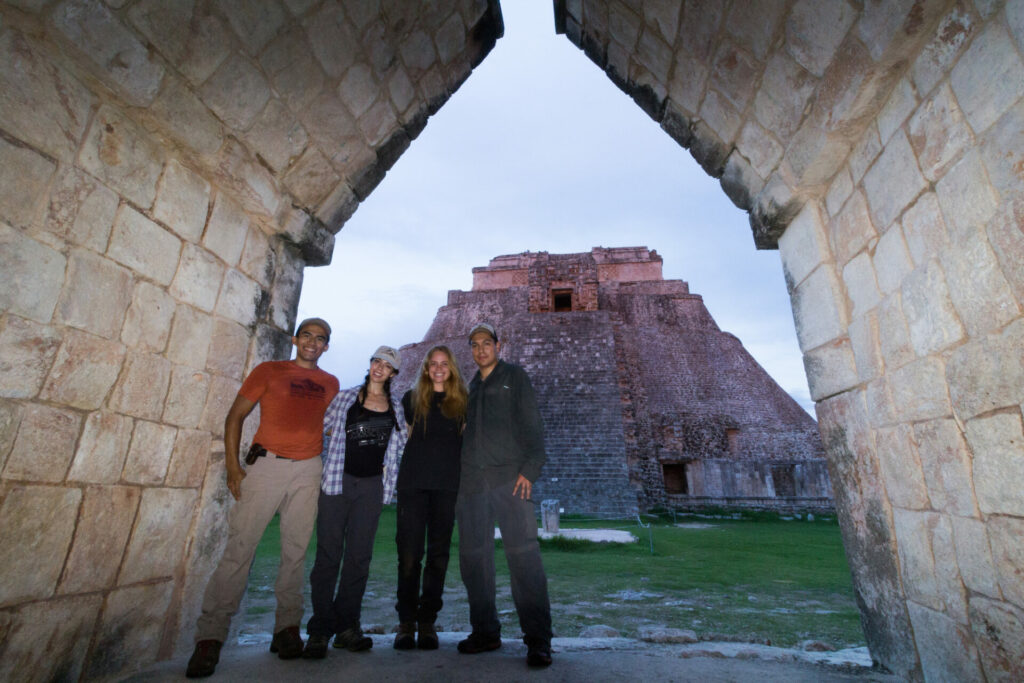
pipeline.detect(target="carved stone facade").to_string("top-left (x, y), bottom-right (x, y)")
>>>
top-left (398, 247), bottom-right (830, 518)
top-left (0, 0), bottom-right (1022, 680)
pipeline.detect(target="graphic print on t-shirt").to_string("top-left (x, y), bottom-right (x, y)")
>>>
top-left (291, 378), bottom-right (327, 400)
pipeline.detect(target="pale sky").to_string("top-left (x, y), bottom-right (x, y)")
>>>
top-left (297, 2), bottom-right (814, 415)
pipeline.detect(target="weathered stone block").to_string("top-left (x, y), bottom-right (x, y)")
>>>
top-left (913, 419), bottom-right (978, 518)
top-left (207, 319), bottom-right (250, 381)
top-left (339, 63), bottom-right (380, 119)
top-left (200, 375), bottom-right (241, 436)
top-left (752, 52), bottom-right (817, 139)
top-left (900, 260), bottom-right (965, 356)
top-left (120, 487), bottom-right (198, 584)
top-left (939, 237), bottom-right (1020, 337)
top-left (829, 191), bottom-right (876, 266)
top-left (166, 429), bottom-right (212, 488)
top-left (243, 99), bottom-right (309, 173)
top-left (357, 96), bottom-right (400, 147)
top-left (0, 135), bottom-right (55, 229)
top-left (3, 402), bottom-right (79, 482)
top-left (802, 337), bottom-right (858, 401)
top-left (791, 265), bottom-right (848, 352)
top-left (304, 1), bottom-right (357, 78)
top-left (108, 353), bottom-right (172, 421)
top-left (56, 249), bottom-right (133, 339)
top-left (848, 123), bottom-right (882, 185)
top-left (67, 411), bottom-right (133, 484)
top-left (848, 312), bottom-right (883, 382)
top-left (951, 516), bottom-right (1000, 598)
top-left (0, 485), bottom-right (81, 604)
top-left (239, 226), bottom-right (274, 287)
top-left (987, 515), bottom-right (1024, 608)
top-left (0, 594), bottom-right (101, 683)
top-left (907, 601), bottom-right (984, 681)
top-left (215, 269), bottom-right (262, 327)
top-left (873, 225), bottom-right (913, 296)
top-left (720, 152), bottom-right (763, 211)
top-left (85, 581), bottom-right (173, 679)
top-left (888, 356), bottom-right (952, 422)
top-left (968, 596), bottom-right (1024, 681)
top-left (935, 149), bottom-right (1000, 245)
top-left (148, 76), bottom-right (225, 157)
top-left (59, 485), bottom-right (141, 594)
top-left (217, 0), bottom-right (285, 55)
top-left (862, 130), bottom-right (928, 231)
top-left (877, 425), bottom-right (930, 510)
top-left (709, 41), bottom-right (761, 113)
top-left (825, 166), bottom-right (852, 217)
top-left (166, 305), bottom-right (213, 370)
top-left (108, 206), bottom-right (181, 286)
top-left (0, 400), bottom-right (22, 474)
top-left (0, 223), bottom-right (66, 324)
top-left (153, 160), bottom-right (211, 242)
top-left (38, 166), bottom-right (118, 253)
top-left (865, 376), bottom-right (898, 428)
top-left (435, 12), bottom-right (467, 65)
top-left (121, 281), bottom-right (175, 353)
top-left (283, 147), bottom-right (340, 208)
top-left (163, 365), bottom-right (210, 429)
top-left (842, 253), bottom-right (881, 319)
top-left (198, 52), bottom-right (271, 131)
top-left (950, 23), bottom-right (1024, 134)
top-left (203, 194), bottom-right (249, 267)
top-left (781, 115), bottom-right (850, 187)
top-left (40, 330), bottom-right (124, 414)
top-left (79, 105), bottom-right (165, 209)
top-left (260, 26), bottom-right (326, 112)
top-left (778, 202), bottom-right (831, 291)
top-left (667, 51), bottom-right (707, 116)
top-left (877, 77), bottom-right (917, 146)
top-left (966, 412), bottom-right (1024, 517)
top-left (876, 293), bottom-right (914, 370)
top-left (52, 0), bottom-right (164, 106)
top-left (127, 0), bottom-right (231, 86)
top-left (122, 420), bottom-right (177, 484)
top-left (0, 316), bottom-right (61, 399)
top-left (736, 120), bottom-right (783, 181)
top-left (985, 201), bottom-right (1024, 310)
top-left (901, 192), bottom-right (950, 268)
top-left (170, 244), bottom-right (225, 314)
top-left (947, 321), bottom-right (1024, 420)
top-left (784, 0), bottom-right (855, 76)
top-left (911, 3), bottom-right (974, 97)
top-left (721, 0), bottom-right (781, 61)
top-left (387, 65), bottom-right (416, 116)
top-left (908, 83), bottom-right (972, 182)
top-left (0, 28), bottom-right (92, 161)
top-left (894, 509), bottom-right (944, 610)
top-left (980, 100), bottom-right (1024, 199)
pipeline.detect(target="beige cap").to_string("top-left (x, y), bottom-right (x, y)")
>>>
top-left (468, 322), bottom-right (498, 342)
top-left (371, 345), bottom-right (401, 372)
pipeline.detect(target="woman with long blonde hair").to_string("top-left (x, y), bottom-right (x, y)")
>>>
top-left (392, 345), bottom-right (468, 650)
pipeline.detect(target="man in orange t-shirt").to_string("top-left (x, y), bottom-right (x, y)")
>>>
top-left (187, 318), bottom-right (339, 678)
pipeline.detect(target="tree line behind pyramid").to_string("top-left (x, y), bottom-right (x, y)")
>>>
top-left (396, 247), bottom-right (831, 517)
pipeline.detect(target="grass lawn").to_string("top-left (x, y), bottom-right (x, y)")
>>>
top-left (241, 508), bottom-right (864, 649)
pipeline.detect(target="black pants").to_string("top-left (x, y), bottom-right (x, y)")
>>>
top-left (395, 488), bottom-right (458, 624)
top-left (307, 473), bottom-right (383, 636)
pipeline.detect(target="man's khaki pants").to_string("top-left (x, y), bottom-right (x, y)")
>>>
top-left (195, 454), bottom-right (322, 642)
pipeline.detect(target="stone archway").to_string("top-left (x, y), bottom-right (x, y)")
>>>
top-left (0, 1), bottom-right (1021, 680)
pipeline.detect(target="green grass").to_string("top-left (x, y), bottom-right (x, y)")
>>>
top-left (243, 507), bottom-right (864, 649)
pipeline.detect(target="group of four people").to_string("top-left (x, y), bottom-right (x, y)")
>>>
top-left (186, 318), bottom-right (553, 677)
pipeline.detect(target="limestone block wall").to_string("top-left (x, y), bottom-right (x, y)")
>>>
top-left (557, 0), bottom-right (1024, 679)
top-left (0, 1), bottom-right (500, 679)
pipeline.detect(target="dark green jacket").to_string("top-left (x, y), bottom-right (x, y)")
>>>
top-left (461, 360), bottom-right (546, 492)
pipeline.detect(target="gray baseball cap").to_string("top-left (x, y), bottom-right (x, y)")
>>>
top-left (371, 345), bottom-right (401, 372)
top-left (296, 317), bottom-right (331, 341)
top-left (468, 322), bottom-right (498, 342)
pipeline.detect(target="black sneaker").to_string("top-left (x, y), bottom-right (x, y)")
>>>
top-left (269, 626), bottom-right (304, 660)
top-left (393, 622), bottom-right (416, 650)
top-left (334, 626), bottom-right (373, 652)
top-left (417, 622), bottom-right (439, 650)
top-left (302, 634), bottom-right (329, 659)
top-left (526, 643), bottom-right (552, 667)
top-left (185, 639), bottom-right (222, 678)
top-left (457, 631), bottom-right (501, 654)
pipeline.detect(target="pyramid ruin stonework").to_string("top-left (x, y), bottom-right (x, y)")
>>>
top-left (397, 247), bottom-right (831, 517)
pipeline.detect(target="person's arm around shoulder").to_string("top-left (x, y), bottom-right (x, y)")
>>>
top-left (223, 394), bottom-right (257, 501)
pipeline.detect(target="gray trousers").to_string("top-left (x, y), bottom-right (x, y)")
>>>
top-left (195, 455), bottom-right (322, 642)
top-left (456, 479), bottom-right (552, 645)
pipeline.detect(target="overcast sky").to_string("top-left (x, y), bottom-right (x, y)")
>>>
top-left (297, 2), bottom-right (813, 415)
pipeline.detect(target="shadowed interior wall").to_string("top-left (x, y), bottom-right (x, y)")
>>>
top-left (0, 0), bottom-right (1022, 680)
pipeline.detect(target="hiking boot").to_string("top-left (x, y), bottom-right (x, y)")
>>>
top-left (417, 622), bottom-right (439, 650)
top-left (333, 626), bottom-right (373, 652)
top-left (302, 634), bottom-right (330, 659)
top-left (269, 626), bottom-right (303, 660)
top-left (185, 639), bottom-right (222, 678)
top-left (526, 643), bottom-right (553, 667)
top-left (457, 631), bottom-right (501, 654)
top-left (393, 622), bottom-right (416, 650)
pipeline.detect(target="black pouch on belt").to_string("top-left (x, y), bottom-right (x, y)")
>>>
top-left (244, 442), bottom-right (267, 465)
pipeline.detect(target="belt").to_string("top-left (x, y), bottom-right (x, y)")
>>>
top-left (257, 450), bottom-right (298, 462)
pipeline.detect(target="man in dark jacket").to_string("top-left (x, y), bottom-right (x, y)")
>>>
top-left (456, 322), bottom-right (552, 667)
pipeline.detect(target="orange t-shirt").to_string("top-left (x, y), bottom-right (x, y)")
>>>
top-left (239, 360), bottom-right (340, 460)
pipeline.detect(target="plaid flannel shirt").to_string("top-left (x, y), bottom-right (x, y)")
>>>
top-left (320, 385), bottom-right (407, 502)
